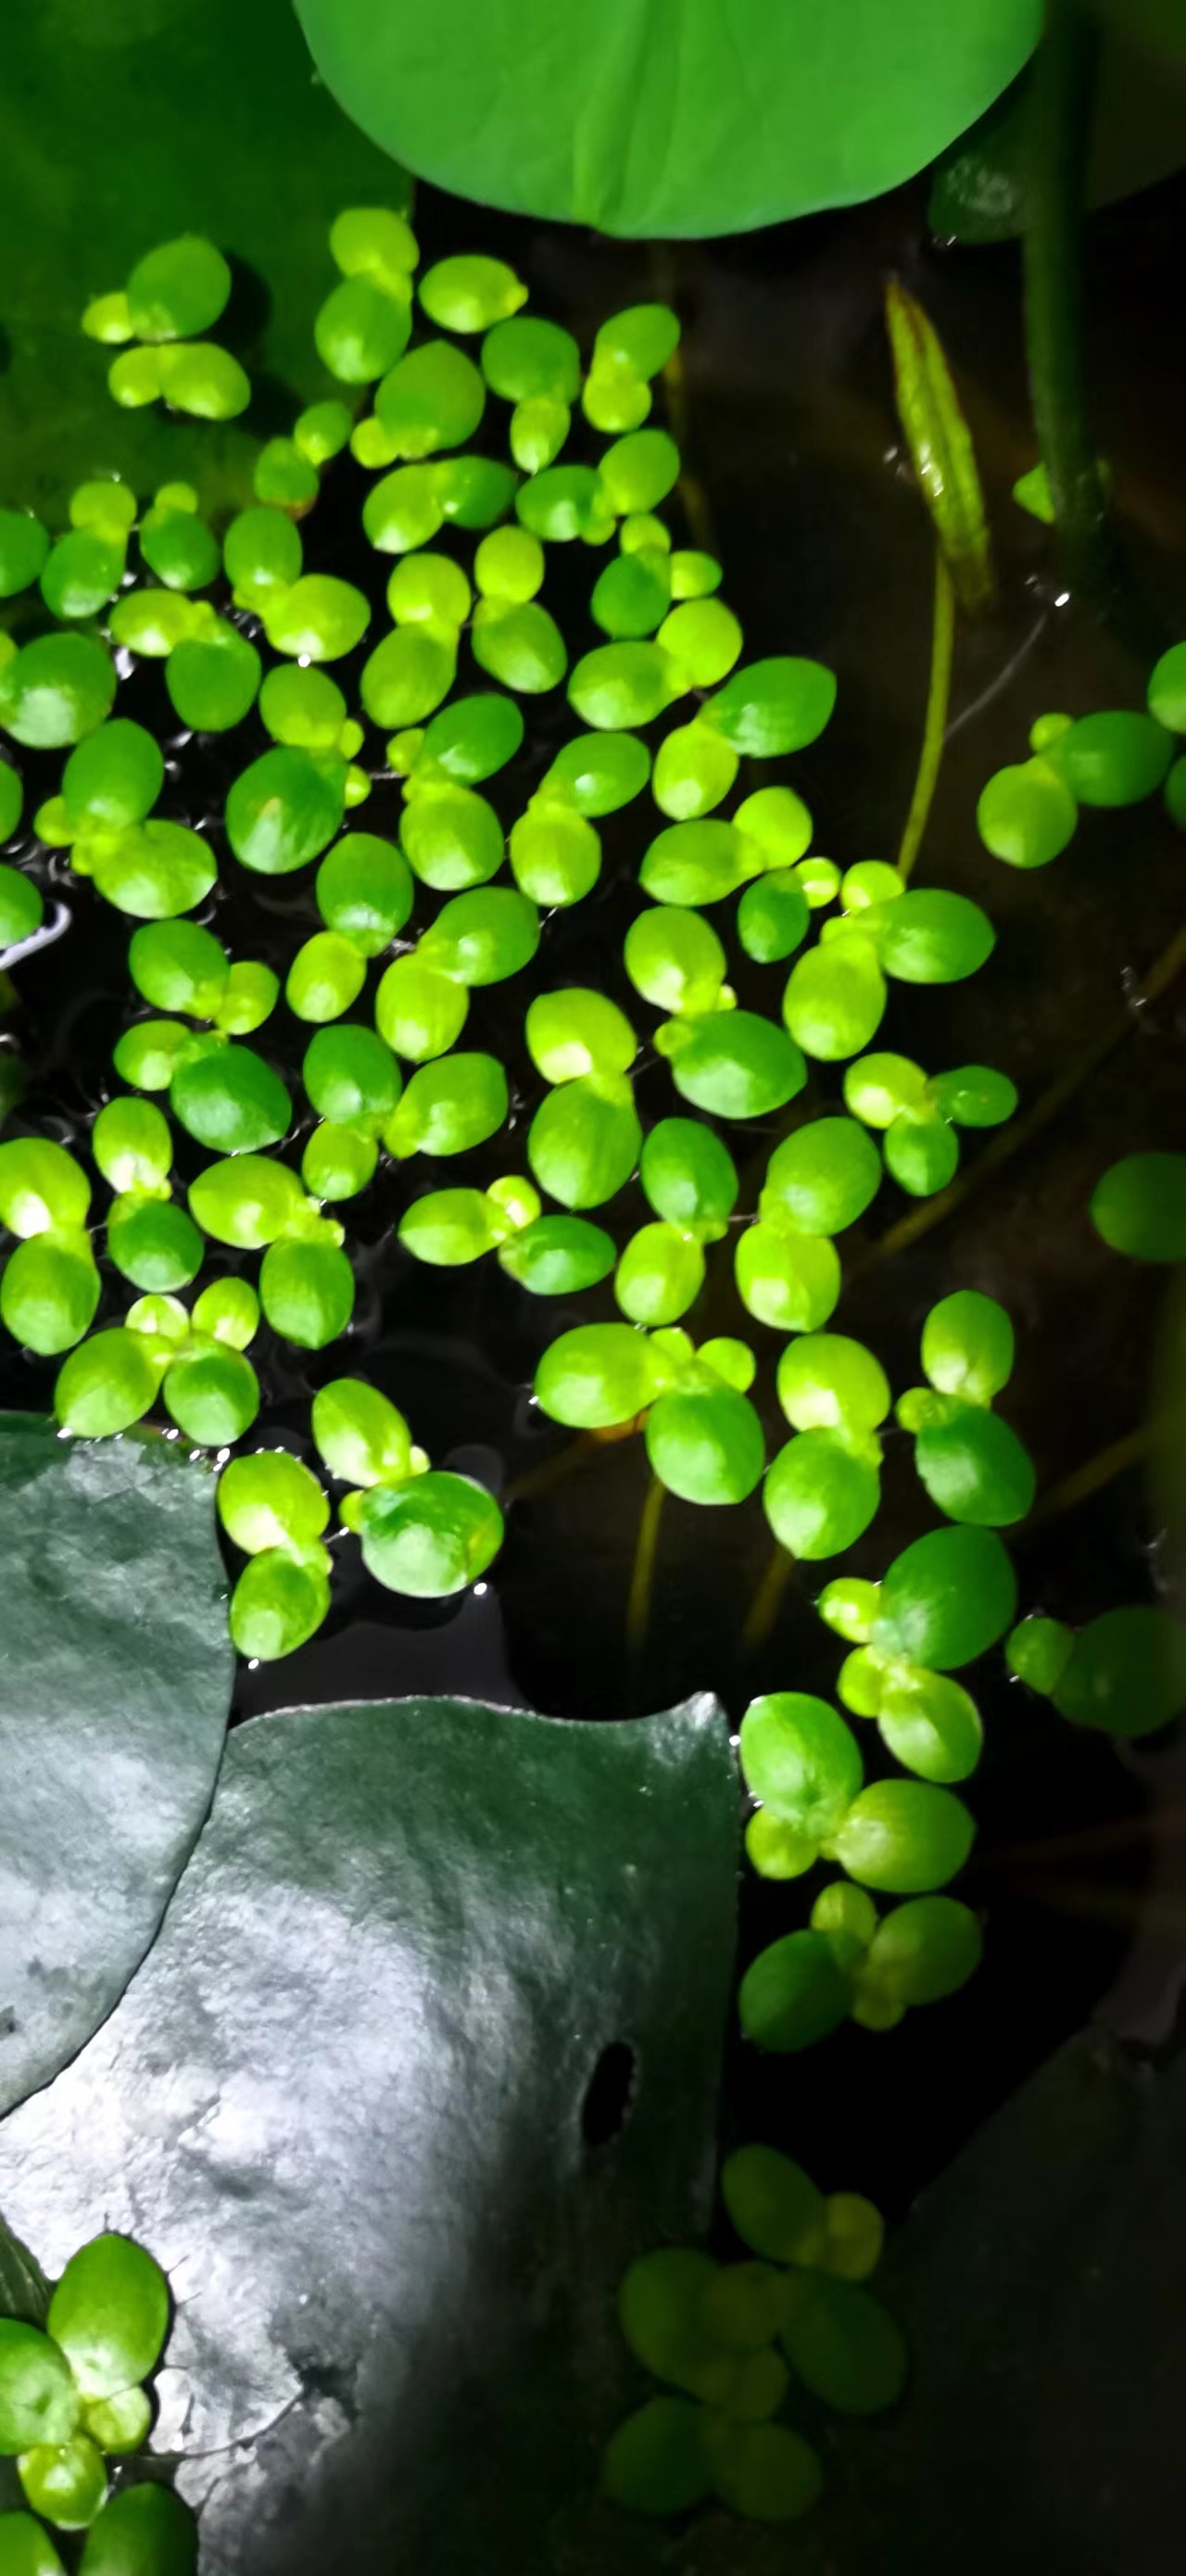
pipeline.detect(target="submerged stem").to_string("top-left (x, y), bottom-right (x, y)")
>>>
top-left (738, 1545), bottom-right (796, 1658)
top-left (1030, 1407), bottom-right (1186, 1527)
top-left (898, 546), bottom-right (956, 882)
top-left (854, 922), bottom-right (1186, 1277)
top-left (626, 1472), bottom-right (665, 1665)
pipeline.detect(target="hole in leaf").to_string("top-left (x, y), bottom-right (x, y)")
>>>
top-left (580, 2039), bottom-right (638, 2149)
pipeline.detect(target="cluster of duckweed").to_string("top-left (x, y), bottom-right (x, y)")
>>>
top-left (0, 2229), bottom-right (195, 2567)
top-left (976, 643), bottom-right (1186, 867)
top-left (0, 214), bottom-right (1021, 1671)
top-left (604, 2143), bottom-right (902, 2522)
top-left (1, 216), bottom-right (1183, 2543)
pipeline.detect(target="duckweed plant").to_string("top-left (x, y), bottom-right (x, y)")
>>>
top-left (0, 2227), bottom-right (196, 2570)
top-left (1, 213), bottom-right (1183, 2545)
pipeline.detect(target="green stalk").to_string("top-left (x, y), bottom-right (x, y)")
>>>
top-left (898, 546), bottom-right (955, 882)
top-left (1023, 0), bottom-right (1132, 625)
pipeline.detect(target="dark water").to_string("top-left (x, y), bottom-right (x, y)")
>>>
top-left (3, 164), bottom-right (1185, 2222)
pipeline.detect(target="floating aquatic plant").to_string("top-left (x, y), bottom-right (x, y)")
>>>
top-left (0, 190), bottom-right (1181, 2563)
top-left (604, 2141), bottom-right (902, 2519)
top-left (0, 2225), bottom-right (195, 2564)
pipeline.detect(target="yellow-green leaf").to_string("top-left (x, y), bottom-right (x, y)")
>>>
top-left (885, 278), bottom-right (996, 614)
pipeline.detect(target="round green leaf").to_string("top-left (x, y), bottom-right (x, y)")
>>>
top-left (47, 2235), bottom-right (169, 2402)
top-left (1, 1233), bottom-right (100, 1357)
top-left (0, 2326), bottom-right (80, 2456)
top-left (77, 2484), bottom-right (196, 2575)
top-left (705, 656), bottom-right (835, 755)
top-left (188, 1155), bottom-right (310, 1250)
top-left (1090, 1152), bottom-right (1186, 1262)
top-left (498, 1214), bottom-right (616, 1296)
top-left (639, 1118), bottom-right (738, 1237)
top-left (527, 1074), bottom-right (641, 1209)
top-left (763, 1118), bottom-right (882, 1236)
top-left (869, 889), bottom-right (994, 983)
top-left (826, 1779), bottom-right (975, 1892)
top-left (915, 1402), bottom-right (1035, 1526)
top-left (720, 2145), bottom-right (826, 2265)
top-left (872, 1526), bottom-right (1017, 1670)
top-left (163, 1345), bottom-right (260, 1446)
top-left (763, 1430), bottom-right (880, 1560)
top-left (127, 235), bottom-right (231, 340)
top-left (226, 750), bottom-right (345, 877)
top-left (977, 757), bottom-right (1078, 867)
top-left (0, 636), bottom-right (115, 748)
top-left (739, 1692), bottom-right (863, 1839)
top-left (1053, 1606), bottom-right (1186, 1739)
top-left (735, 1223), bottom-right (840, 1332)
top-left (861, 1892), bottom-right (982, 2007)
top-left (170, 1044), bottom-right (290, 1154)
top-left (535, 1322), bottom-right (658, 1428)
top-left (778, 2273), bottom-right (906, 2415)
top-left (18, 2432), bottom-right (107, 2531)
top-left (0, 2510), bottom-right (67, 2573)
top-left (602, 2397), bottom-right (710, 2516)
top-left (385, 1053), bottom-right (508, 1158)
top-left (54, 1331), bottom-right (159, 1438)
top-left (259, 1239), bottom-right (355, 1348)
top-left (738, 1929), bottom-right (852, 2052)
top-left (783, 935), bottom-right (887, 1060)
top-left (645, 1385), bottom-right (765, 1506)
top-left (358, 1471), bottom-right (503, 1597)
top-left (663, 1013), bottom-right (806, 1119)
top-left (921, 1288), bottom-right (1014, 1403)
top-left (1056, 710), bottom-right (1174, 808)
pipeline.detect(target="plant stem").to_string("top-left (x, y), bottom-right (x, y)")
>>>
top-left (626, 1473), bottom-right (665, 1665)
top-left (852, 921), bottom-right (1186, 1278)
top-left (738, 1546), bottom-right (796, 1657)
top-left (504, 1421), bottom-right (640, 1507)
top-left (650, 244), bottom-right (717, 556)
top-left (1029, 1408), bottom-right (1186, 1527)
top-left (898, 546), bottom-right (956, 882)
top-left (1023, 0), bottom-right (1149, 640)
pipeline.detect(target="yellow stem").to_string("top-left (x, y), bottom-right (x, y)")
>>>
top-left (738, 1546), bottom-right (796, 1657)
top-left (626, 1473), bottom-right (666, 1664)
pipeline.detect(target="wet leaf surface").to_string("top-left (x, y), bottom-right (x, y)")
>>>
top-left (0, 1416), bottom-right (233, 2116)
top-left (0, 1692), bottom-right (738, 2574)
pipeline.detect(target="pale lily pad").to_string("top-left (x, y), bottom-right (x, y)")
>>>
top-left (0, 1415), bottom-right (233, 2116)
top-left (0, 1693), bottom-right (738, 2574)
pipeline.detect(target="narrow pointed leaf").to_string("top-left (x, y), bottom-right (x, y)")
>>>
top-left (885, 278), bottom-right (996, 612)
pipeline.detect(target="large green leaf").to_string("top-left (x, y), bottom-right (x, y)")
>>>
top-left (0, 1693), bottom-right (738, 2573)
top-left (0, 0), bottom-right (410, 518)
top-left (295, 0), bottom-right (1040, 238)
top-left (0, 1416), bottom-right (233, 2116)
top-left (859, 2027), bottom-right (1186, 2575)
top-left (929, 29), bottom-right (1186, 242)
